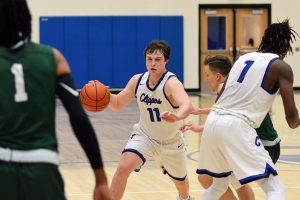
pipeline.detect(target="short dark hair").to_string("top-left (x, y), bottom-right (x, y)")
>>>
top-left (204, 55), bottom-right (232, 76)
top-left (258, 18), bottom-right (298, 58)
top-left (144, 40), bottom-right (170, 61)
top-left (0, 0), bottom-right (32, 47)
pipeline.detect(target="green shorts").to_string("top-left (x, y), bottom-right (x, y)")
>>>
top-left (0, 162), bottom-right (66, 200)
top-left (264, 142), bottom-right (281, 164)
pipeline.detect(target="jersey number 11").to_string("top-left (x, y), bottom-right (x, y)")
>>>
top-left (147, 108), bottom-right (161, 122)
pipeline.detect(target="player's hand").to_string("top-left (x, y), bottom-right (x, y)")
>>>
top-left (179, 121), bottom-right (204, 133)
top-left (179, 121), bottom-right (194, 132)
top-left (88, 80), bottom-right (110, 89)
top-left (94, 183), bottom-right (114, 200)
top-left (93, 168), bottom-right (114, 200)
top-left (160, 111), bottom-right (180, 122)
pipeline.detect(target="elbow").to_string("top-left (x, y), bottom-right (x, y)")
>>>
top-left (179, 102), bottom-right (193, 119)
top-left (189, 102), bottom-right (193, 109)
top-left (286, 117), bottom-right (300, 129)
top-left (187, 103), bottom-right (194, 113)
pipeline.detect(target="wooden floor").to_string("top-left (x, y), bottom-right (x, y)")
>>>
top-left (56, 92), bottom-right (300, 200)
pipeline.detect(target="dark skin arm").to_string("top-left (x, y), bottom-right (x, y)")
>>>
top-left (54, 49), bottom-right (114, 200)
top-left (264, 59), bottom-right (300, 128)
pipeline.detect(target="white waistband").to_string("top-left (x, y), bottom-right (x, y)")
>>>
top-left (0, 147), bottom-right (59, 165)
top-left (261, 137), bottom-right (281, 147)
top-left (212, 107), bottom-right (256, 128)
top-left (133, 123), bottom-right (183, 144)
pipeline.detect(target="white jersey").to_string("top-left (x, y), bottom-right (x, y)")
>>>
top-left (215, 52), bottom-right (280, 128)
top-left (135, 71), bottom-right (182, 140)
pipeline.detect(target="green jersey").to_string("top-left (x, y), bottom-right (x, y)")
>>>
top-left (255, 113), bottom-right (278, 141)
top-left (0, 42), bottom-right (57, 151)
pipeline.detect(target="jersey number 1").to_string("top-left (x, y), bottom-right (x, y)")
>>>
top-left (237, 60), bottom-right (255, 83)
top-left (11, 63), bottom-right (28, 102)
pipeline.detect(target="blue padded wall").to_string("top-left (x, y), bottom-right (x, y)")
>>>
top-left (136, 17), bottom-right (160, 74)
top-left (40, 17), bottom-right (64, 53)
top-left (112, 17), bottom-right (137, 88)
top-left (40, 16), bottom-right (183, 89)
top-left (161, 16), bottom-right (184, 82)
top-left (64, 17), bottom-right (89, 88)
top-left (89, 17), bottom-right (113, 87)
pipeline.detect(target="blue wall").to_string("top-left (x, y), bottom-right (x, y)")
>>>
top-left (40, 16), bottom-right (183, 89)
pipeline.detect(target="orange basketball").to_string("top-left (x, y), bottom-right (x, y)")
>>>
top-left (80, 80), bottom-right (110, 112)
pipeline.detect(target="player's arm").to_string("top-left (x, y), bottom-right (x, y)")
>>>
top-left (54, 49), bottom-right (113, 199)
top-left (108, 74), bottom-right (140, 112)
top-left (275, 60), bottom-right (300, 128)
top-left (191, 81), bottom-right (224, 115)
top-left (190, 107), bottom-right (211, 115)
top-left (161, 76), bottom-right (193, 122)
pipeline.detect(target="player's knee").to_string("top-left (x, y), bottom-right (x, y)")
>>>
top-left (198, 174), bottom-right (213, 189)
top-left (174, 178), bottom-right (188, 187)
top-left (236, 184), bottom-right (255, 200)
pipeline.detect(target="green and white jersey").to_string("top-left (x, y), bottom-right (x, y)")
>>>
top-left (0, 42), bottom-right (57, 151)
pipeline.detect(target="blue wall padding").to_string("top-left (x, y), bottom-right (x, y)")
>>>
top-left (160, 16), bottom-right (184, 82)
top-left (112, 17), bottom-right (137, 88)
top-left (40, 17), bottom-right (65, 52)
top-left (40, 16), bottom-right (183, 89)
top-left (136, 17), bottom-right (161, 74)
top-left (89, 17), bottom-right (113, 87)
top-left (64, 17), bottom-right (89, 88)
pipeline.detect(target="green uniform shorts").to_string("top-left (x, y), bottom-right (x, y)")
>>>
top-left (264, 142), bottom-right (280, 164)
top-left (0, 162), bottom-right (66, 200)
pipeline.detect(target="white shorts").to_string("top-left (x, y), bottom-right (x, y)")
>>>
top-left (123, 124), bottom-right (187, 180)
top-left (197, 111), bottom-right (277, 184)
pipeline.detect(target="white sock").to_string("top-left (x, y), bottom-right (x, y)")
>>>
top-left (201, 177), bottom-right (229, 200)
top-left (256, 175), bottom-right (285, 200)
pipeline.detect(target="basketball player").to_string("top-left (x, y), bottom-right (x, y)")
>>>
top-left (197, 19), bottom-right (300, 200)
top-left (108, 40), bottom-right (194, 200)
top-left (181, 55), bottom-right (254, 200)
top-left (0, 0), bottom-right (113, 199)
top-left (196, 57), bottom-right (281, 164)
top-left (182, 55), bottom-right (282, 199)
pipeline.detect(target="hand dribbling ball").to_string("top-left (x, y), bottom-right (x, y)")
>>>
top-left (80, 80), bottom-right (110, 112)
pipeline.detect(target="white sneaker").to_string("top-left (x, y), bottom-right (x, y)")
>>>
top-left (176, 194), bottom-right (194, 200)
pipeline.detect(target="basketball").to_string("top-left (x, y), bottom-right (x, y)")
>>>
top-left (80, 80), bottom-right (110, 112)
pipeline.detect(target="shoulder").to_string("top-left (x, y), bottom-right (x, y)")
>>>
top-left (29, 42), bottom-right (54, 55)
top-left (165, 73), bottom-right (181, 85)
top-left (130, 73), bottom-right (143, 83)
top-left (126, 73), bottom-right (143, 89)
top-left (265, 58), bottom-right (294, 92)
top-left (133, 73), bottom-right (143, 79)
top-left (54, 48), bottom-right (71, 76)
top-left (271, 59), bottom-right (293, 80)
top-left (165, 74), bottom-right (184, 94)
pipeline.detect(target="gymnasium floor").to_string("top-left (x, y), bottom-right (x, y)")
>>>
top-left (56, 92), bottom-right (300, 200)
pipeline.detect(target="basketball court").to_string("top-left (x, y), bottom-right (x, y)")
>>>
top-left (56, 92), bottom-right (300, 200)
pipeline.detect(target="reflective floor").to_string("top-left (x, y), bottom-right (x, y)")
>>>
top-left (57, 91), bottom-right (300, 200)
